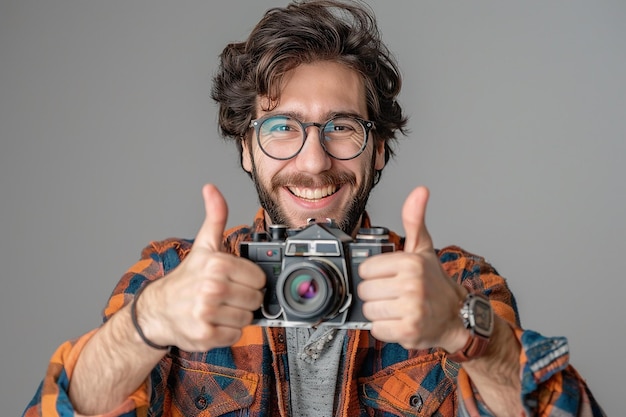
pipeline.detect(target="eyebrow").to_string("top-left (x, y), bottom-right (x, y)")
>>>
top-left (263, 110), bottom-right (367, 122)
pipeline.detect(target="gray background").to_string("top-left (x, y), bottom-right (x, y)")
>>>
top-left (1, 1), bottom-right (623, 415)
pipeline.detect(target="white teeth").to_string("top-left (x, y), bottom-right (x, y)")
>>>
top-left (289, 185), bottom-right (337, 200)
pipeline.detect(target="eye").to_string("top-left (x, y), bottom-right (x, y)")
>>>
top-left (269, 123), bottom-right (292, 132)
top-left (261, 116), bottom-right (300, 136)
top-left (326, 122), bottom-right (352, 133)
top-left (324, 117), bottom-right (362, 138)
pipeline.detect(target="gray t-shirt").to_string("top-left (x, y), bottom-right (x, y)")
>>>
top-left (286, 327), bottom-right (347, 417)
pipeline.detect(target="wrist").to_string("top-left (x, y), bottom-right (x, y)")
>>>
top-left (131, 282), bottom-right (171, 350)
top-left (446, 291), bottom-right (494, 362)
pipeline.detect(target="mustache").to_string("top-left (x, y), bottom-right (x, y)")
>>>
top-left (270, 171), bottom-right (357, 191)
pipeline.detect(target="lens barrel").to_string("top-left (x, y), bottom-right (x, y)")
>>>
top-left (277, 259), bottom-right (346, 322)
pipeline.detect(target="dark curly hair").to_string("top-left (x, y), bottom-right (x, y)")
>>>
top-left (211, 0), bottom-right (408, 183)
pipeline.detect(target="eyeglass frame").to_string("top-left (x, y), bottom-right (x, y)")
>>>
top-left (249, 114), bottom-right (376, 161)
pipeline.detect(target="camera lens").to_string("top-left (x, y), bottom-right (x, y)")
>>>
top-left (283, 268), bottom-right (329, 316)
top-left (291, 274), bottom-right (319, 301)
top-left (277, 259), bottom-right (346, 322)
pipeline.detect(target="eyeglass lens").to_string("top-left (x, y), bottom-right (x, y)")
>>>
top-left (257, 115), bottom-right (367, 160)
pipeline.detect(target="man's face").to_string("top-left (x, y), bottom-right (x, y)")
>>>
top-left (242, 61), bottom-right (385, 236)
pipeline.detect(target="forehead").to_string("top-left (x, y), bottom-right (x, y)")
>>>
top-left (257, 61), bottom-right (367, 119)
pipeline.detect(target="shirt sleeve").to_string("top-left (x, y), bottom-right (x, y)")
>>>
top-left (456, 327), bottom-right (606, 417)
top-left (21, 330), bottom-right (150, 417)
top-left (21, 239), bottom-right (189, 417)
top-left (438, 247), bottom-right (606, 417)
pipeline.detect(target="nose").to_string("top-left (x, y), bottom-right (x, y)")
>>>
top-left (294, 126), bottom-right (332, 174)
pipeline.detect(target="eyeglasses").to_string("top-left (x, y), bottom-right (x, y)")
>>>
top-left (250, 114), bottom-right (375, 160)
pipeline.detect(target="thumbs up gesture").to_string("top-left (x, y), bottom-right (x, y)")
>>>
top-left (136, 184), bottom-right (266, 352)
top-left (358, 186), bottom-right (469, 352)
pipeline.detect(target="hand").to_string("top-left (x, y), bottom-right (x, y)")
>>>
top-left (137, 184), bottom-right (266, 352)
top-left (357, 186), bottom-right (468, 351)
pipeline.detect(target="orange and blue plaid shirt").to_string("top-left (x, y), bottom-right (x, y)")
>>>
top-left (23, 209), bottom-right (605, 417)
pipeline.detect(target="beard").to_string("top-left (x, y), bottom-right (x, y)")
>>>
top-left (249, 155), bottom-right (378, 236)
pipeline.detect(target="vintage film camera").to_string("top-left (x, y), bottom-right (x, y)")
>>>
top-left (239, 219), bottom-right (394, 329)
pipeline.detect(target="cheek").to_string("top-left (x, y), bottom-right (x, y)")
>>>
top-left (249, 149), bottom-right (286, 183)
top-left (354, 144), bottom-right (383, 179)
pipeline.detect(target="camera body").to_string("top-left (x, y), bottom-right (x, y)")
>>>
top-left (239, 219), bottom-right (394, 329)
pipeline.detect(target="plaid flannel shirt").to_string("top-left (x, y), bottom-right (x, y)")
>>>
top-left (23, 208), bottom-right (605, 417)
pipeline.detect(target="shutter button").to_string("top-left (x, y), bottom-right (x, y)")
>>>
top-left (409, 394), bottom-right (423, 412)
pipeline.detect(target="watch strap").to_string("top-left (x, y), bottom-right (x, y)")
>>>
top-left (446, 331), bottom-right (490, 362)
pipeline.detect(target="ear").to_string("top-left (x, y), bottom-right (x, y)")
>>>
top-left (374, 140), bottom-right (386, 171)
top-left (242, 137), bottom-right (252, 173)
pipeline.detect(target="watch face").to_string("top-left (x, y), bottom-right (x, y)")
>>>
top-left (471, 298), bottom-right (493, 335)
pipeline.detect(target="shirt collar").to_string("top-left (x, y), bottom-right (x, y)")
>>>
top-left (250, 207), bottom-right (373, 233)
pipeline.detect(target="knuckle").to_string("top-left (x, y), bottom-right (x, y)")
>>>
top-left (251, 291), bottom-right (264, 308)
top-left (404, 314), bottom-right (422, 334)
top-left (401, 278), bottom-right (422, 294)
top-left (179, 323), bottom-right (216, 350)
top-left (240, 310), bottom-right (254, 325)
top-left (398, 330), bottom-right (419, 349)
top-left (198, 301), bottom-right (220, 319)
top-left (194, 325), bottom-right (216, 342)
top-left (204, 254), bottom-right (229, 276)
top-left (200, 279), bottom-right (229, 297)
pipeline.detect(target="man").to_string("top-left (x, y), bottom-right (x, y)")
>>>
top-left (24, 1), bottom-right (604, 416)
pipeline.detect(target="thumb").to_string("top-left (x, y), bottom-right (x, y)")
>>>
top-left (402, 186), bottom-right (434, 253)
top-left (194, 184), bottom-right (228, 252)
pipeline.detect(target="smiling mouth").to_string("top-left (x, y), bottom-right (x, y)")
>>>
top-left (287, 185), bottom-right (338, 201)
